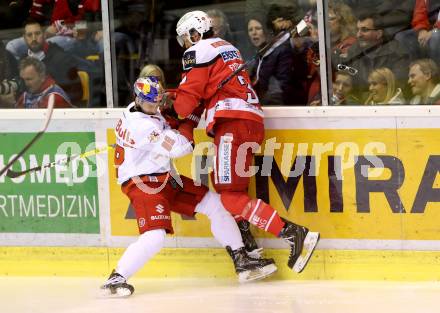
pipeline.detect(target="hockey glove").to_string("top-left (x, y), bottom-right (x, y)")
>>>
top-left (177, 104), bottom-right (204, 143)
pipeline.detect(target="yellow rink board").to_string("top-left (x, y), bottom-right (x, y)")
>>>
top-left (1, 247), bottom-right (440, 281)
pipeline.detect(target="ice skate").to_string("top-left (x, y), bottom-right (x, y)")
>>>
top-left (226, 246), bottom-right (277, 283)
top-left (279, 218), bottom-right (320, 273)
top-left (237, 220), bottom-right (264, 259)
top-left (100, 270), bottom-right (134, 297)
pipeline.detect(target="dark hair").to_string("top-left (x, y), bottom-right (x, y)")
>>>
top-left (355, 10), bottom-right (382, 30)
top-left (23, 17), bottom-right (42, 29)
top-left (266, 4), bottom-right (298, 32)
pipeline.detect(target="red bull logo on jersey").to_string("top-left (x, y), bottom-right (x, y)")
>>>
top-left (115, 119), bottom-right (136, 145)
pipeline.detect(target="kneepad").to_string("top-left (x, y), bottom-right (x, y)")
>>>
top-left (137, 229), bottom-right (166, 250)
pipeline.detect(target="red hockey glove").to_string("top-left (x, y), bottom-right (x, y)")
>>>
top-left (177, 104), bottom-right (204, 143)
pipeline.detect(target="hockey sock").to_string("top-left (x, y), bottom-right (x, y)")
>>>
top-left (242, 199), bottom-right (285, 236)
top-left (220, 192), bottom-right (286, 237)
top-left (116, 228), bottom-right (166, 279)
top-left (195, 191), bottom-right (244, 250)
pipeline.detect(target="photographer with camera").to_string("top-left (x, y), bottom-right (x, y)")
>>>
top-left (0, 41), bottom-right (20, 108)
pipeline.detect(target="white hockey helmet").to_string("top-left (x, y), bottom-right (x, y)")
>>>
top-left (176, 10), bottom-right (212, 47)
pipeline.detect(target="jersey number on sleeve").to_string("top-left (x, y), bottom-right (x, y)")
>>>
top-left (237, 75), bottom-right (259, 104)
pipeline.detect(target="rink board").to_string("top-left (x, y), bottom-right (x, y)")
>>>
top-left (1, 107), bottom-right (440, 279)
top-left (2, 247), bottom-right (440, 281)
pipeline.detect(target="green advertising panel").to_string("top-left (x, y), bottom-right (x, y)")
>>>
top-left (0, 132), bottom-right (100, 234)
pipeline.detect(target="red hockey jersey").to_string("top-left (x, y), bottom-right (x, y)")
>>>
top-left (173, 37), bottom-right (264, 136)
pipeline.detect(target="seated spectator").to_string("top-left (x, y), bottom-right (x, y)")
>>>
top-left (332, 70), bottom-right (360, 105)
top-left (44, 0), bottom-right (102, 53)
top-left (392, 0), bottom-right (440, 62)
top-left (20, 19), bottom-right (82, 105)
top-left (309, 69), bottom-right (360, 106)
top-left (6, 0), bottom-right (102, 59)
top-left (344, 0), bottom-right (414, 38)
top-left (16, 57), bottom-right (72, 108)
top-left (412, 0), bottom-right (440, 64)
top-left (338, 12), bottom-right (410, 102)
top-left (364, 67), bottom-right (406, 104)
top-left (0, 41), bottom-right (20, 108)
top-left (28, 0), bottom-right (53, 25)
top-left (139, 64), bottom-right (166, 88)
top-left (247, 17), bottom-right (300, 105)
top-left (408, 58), bottom-right (440, 105)
top-left (328, 0), bottom-right (357, 57)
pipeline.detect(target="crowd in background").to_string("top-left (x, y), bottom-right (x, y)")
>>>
top-left (0, 0), bottom-right (439, 108)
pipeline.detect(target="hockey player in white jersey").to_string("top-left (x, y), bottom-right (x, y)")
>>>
top-left (100, 76), bottom-right (277, 297)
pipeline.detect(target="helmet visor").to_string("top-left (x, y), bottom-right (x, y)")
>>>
top-left (176, 35), bottom-right (186, 47)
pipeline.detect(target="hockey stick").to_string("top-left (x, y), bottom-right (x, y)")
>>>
top-left (5, 144), bottom-right (115, 179)
top-left (217, 19), bottom-right (309, 90)
top-left (0, 94), bottom-right (55, 177)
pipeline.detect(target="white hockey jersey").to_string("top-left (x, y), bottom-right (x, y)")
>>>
top-left (114, 102), bottom-right (193, 184)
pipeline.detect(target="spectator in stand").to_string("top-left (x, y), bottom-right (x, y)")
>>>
top-left (364, 67), bottom-right (406, 105)
top-left (310, 70), bottom-right (360, 105)
top-left (206, 9), bottom-right (235, 44)
top-left (44, 0), bottom-right (102, 55)
top-left (245, 0), bottom-right (304, 34)
top-left (21, 19), bottom-right (82, 105)
top-left (16, 57), bottom-right (72, 108)
top-left (332, 70), bottom-right (360, 105)
top-left (303, 16), bottom-right (321, 104)
top-left (328, 0), bottom-right (357, 58)
top-left (247, 17), bottom-right (299, 105)
top-left (0, 41), bottom-right (20, 108)
top-left (391, 0), bottom-right (440, 62)
top-left (303, 3), bottom-right (356, 105)
top-left (5, 0), bottom-right (53, 58)
top-left (28, 0), bottom-right (53, 25)
top-left (408, 58), bottom-right (440, 105)
top-left (343, 0), bottom-right (414, 38)
top-left (412, 0), bottom-right (440, 64)
top-left (338, 12), bottom-right (410, 102)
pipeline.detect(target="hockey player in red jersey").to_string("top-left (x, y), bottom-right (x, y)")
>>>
top-left (100, 77), bottom-right (277, 297)
top-left (172, 11), bottom-right (320, 274)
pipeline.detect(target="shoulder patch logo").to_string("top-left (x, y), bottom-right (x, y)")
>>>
top-left (183, 50), bottom-right (196, 70)
top-left (148, 130), bottom-right (160, 143)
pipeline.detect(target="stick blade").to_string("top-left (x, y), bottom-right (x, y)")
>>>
top-left (0, 94), bottom-right (56, 177)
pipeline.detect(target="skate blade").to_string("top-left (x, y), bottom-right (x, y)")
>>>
top-left (293, 232), bottom-right (320, 273)
top-left (99, 286), bottom-right (134, 298)
top-left (246, 248), bottom-right (264, 259)
top-left (238, 263), bottom-right (278, 283)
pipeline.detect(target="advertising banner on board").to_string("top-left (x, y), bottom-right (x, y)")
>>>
top-left (0, 132), bottom-right (100, 234)
top-left (107, 127), bottom-right (440, 241)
